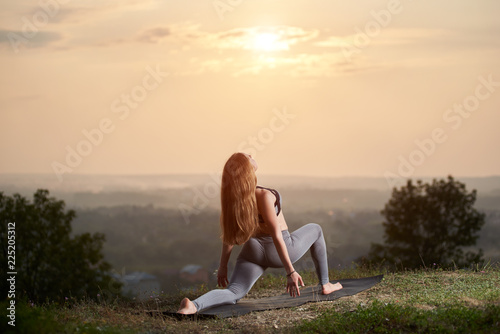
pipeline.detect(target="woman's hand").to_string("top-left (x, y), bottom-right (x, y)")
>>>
top-left (218, 243), bottom-right (233, 288)
top-left (217, 266), bottom-right (229, 288)
top-left (286, 271), bottom-right (305, 297)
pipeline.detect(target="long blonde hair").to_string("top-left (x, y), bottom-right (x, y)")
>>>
top-left (220, 153), bottom-right (258, 245)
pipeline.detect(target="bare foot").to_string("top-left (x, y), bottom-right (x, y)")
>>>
top-left (322, 282), bottom-right (343, 295)
top-left (177, 298), bottom-right (197, 314)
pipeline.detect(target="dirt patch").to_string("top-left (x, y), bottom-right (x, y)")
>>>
top-left (413, 304), bottom-right (436, 311)
top-left (215, 292), bottom-right (374, 333)
top-left (222, 303), bottom-right (325, 333)
top-left (460, 296), bottom-right (484, 307)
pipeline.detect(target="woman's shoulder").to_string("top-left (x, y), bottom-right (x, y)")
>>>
top-left (256, 185), bottom-right (278, 192)
top-left (255, 186), bottom-right (275, 202)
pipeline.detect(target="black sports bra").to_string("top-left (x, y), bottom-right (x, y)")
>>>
top-left (256, 186), bottom-right (282, 223)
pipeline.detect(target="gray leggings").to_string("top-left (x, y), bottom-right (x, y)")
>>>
top-left (192, 223), bottom-right (329, 311)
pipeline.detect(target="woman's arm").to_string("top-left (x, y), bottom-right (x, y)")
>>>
top-left (217, 243), bottom-right (233, 287)
top-left (257, 191), bottom-right (304, 297)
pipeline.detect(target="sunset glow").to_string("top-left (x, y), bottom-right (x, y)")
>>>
top-left (0, 1), bottom-right (499, 180)
top-left (251, 32), bottom-right (287, 52)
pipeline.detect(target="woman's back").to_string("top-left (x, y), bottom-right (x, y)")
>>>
top-left (255, 186), bottom-right (288, 236)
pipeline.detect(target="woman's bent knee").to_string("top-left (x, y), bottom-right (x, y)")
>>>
top-left (306, 223), bottom-right (323, 236)
top-left (227, 284), bottom-right (249, 301)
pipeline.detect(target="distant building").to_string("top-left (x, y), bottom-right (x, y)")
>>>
top-left (116, 271), bottom-right (161, 300)
top-left (179, 264), bottom-right (209, 283)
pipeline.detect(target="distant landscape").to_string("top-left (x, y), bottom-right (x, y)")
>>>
top-left (2, 173), bottom-right (500, 209)
top-left (1, 174), bottom-right (499, 294)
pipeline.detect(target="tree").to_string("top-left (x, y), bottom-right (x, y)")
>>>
top-left (0, 189), bottom-right (120, 303)
top-left (368, 176), bottom-right (485, 269)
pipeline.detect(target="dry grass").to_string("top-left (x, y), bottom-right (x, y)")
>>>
top-left (12, 266), bottom-right (499, 334)
top-left (51, 279), bottom-right (384, 333)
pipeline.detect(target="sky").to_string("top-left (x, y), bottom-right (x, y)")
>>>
top-left (1, 0), bottom-right (499, 184)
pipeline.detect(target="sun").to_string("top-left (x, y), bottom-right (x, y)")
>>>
top-left (254, 33), bottom-right (278, 51)
top-left (251, 32), bottom-right (289, 52)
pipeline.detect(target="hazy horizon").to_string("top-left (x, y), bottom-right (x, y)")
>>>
top-left (2, 173), bottom-right (500, 195)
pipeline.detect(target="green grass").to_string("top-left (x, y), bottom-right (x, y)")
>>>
top-left (295, 267), bottom-right (500, 334)
top-left (2, 266), bottom-right (499, 333)
top-left (295, 301), bottom-right (500, 334)
top-left (0, 298), bottom-right (137, 334)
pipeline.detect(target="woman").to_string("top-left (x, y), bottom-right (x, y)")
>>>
top-left (177, 152), bottom-right (342, 314)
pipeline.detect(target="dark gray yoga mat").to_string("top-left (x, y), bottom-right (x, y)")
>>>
top-left (156, 275), bottom-right (383, 319)
top-left (200, 275), bottom-right (383, 318)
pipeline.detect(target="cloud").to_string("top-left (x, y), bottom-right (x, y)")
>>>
top-left (231, 53), bottom-right (367, 77)
top-left (47, 7), bottom-right (98, 24)
top-left (0, 0), bottom-right (164, 51)
top-left (0, 30), bottom-right (63, 52)
top-left (184, 25), bottom-right (319, 51)
top-left (177, 51), bottom-right (368, 78)
top-left (20, 0), bottom-right (162, 25)
top-left (136, 27), bottom-right (171, 43)
top-left (314, 27), bottom-right (500, 51)
top-left (163, 24), bottom-right (369, 77)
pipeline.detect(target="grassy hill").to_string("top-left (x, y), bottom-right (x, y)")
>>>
top-left (3, 266), bottom-right (499, 333)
